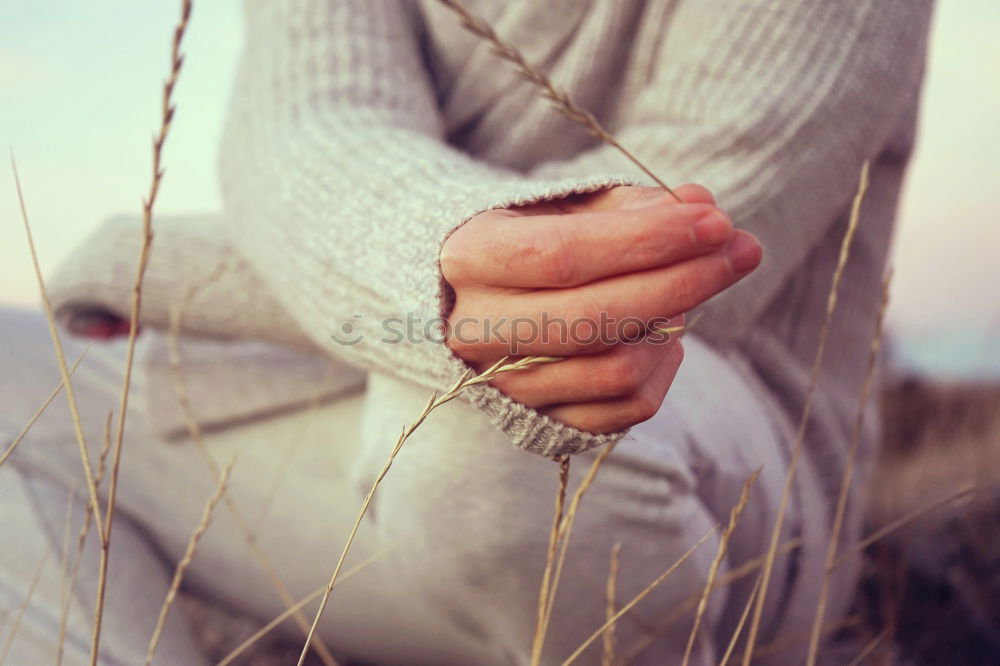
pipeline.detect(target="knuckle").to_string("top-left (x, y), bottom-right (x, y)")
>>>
top-left (441, 212), bottom-right (511, 286)
top-left (627, 222), bottom-right (668, 263)
top-left (572, 292), bottom-right (606, 332)
top-left (599, 355), bottom-right (642, 397)
top-left (555, 294), bottom-right (607, 355)
top-left (445, 316), bottom-right (487, 363)
top-left (541, 251), bottom-right (576, 287)
top-left (541, 316), bottom-right (569, 347)
top-left (627, 393), bottom-right (661, 424)
top-left (668, 271), bottom-right (704, 312)
top-left (440, 233), bottom-right (476, 286)
top-left (536, 225), bottom-right (579, 287)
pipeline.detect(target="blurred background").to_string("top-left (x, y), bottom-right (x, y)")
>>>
top-left (2, 1), bottom-right (998, 664)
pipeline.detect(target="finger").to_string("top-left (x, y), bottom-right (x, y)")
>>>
top-left (540, 341), bottom-right (684, 434)
top-left (440, 201), bottom-right (733, 289)
top-left (453, 231), bottom-right (757, 359)
top-left (487, 334), bottom-right (680, 408)
top-left (559, 183), bottom-right (716, 213)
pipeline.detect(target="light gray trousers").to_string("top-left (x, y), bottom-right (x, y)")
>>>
top-left (0, 306), bottom-right (831, 665)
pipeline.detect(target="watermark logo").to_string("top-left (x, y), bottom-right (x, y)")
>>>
top-left (330, 313), bottom-right (678, 353)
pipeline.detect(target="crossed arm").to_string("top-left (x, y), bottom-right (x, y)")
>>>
top-left (217, 0), bottom-right (931, 455)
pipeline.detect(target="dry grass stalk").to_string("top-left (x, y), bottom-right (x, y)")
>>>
top-left (681, 469), bottom-right (761, 666)
top-left (615, 538), bottom-right (803, 665)
top-left (144, 457), bottom-right (234, 666)
top-left (90, 3), bottom-right (192, 664)
top-left (845, 628), bottom-right (888, 666)
top-left (0, 351), bottom-right (87, 469)
top-left (602, 543), bottom-right (622, 666)
top-left (57, 483), bottom-right (77, 635)
top-left (289, 302), bottom-right (684, 666)
top-left (11, 154), bottom-right (104, 543)
top-left (215, 549), bottom-right (387, 666)
top-left (290, 307), bottom-right (677, 666)
top-left (97, 410), bottom-right (113, 483)
top-left (56, 412), bottom-right (113, 666)
top-left (719, 575), bottom-right (764, 666)
top-left (274, 5), bottom-right (698, 661)
top-left (436, 0), bottom-right (678, 198)
top-left (250, 360), bottom-right (348, 532)
top-left (740, 160), bottom-right (871, 666)
top-left (165, 275), bottom-right (340, 666)
top-left (622, 476), bottom-right (998, 664)
top-left (0, 550), bottom-right (50, 665)
top-left (295, 353), bottom-right (561, 666)
top-left (752, 615), bottom-right (861, 662)
top-left (840, 480), bottom-right (1000, 562)
top-left (291, 314), bottom-right (686, 663)
top-left (560, 526), bottom-right (718, 666)
top-left (534, 442), bottom-right (621, 664)
top-left (805, 273), bottom-right (891, 666)
top-left (54, 480), bottom-right (79, 662)
top-left (532, 455), bottom-right (572, 666)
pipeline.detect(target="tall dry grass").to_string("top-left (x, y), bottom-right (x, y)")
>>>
top-left (602, 542), bottom-right (622, 666)
top-left (0, 550), bottom-right (50, 665)
top-left (296, 2), bottom-right (695, 658)
top-left (144, 457), bottom-right (234, 666)
top-left (739, 161), bottom-right (871, 665)
top-left (718, 574), bottom-right (763, 666)
top-left (0, 352), bottom-right (86, 469)
top-left (12, 154), bottom-right (104, 557)
top-left (295, 354), bottom-right (563, 665)
top-left (165, 266), bottom-right (341, 666)
top-left (90, 2), bottom-right (192, 661)
top-left (215, 550), bottom-right (386, 666)
top-left (435, 0), bottom-right (679, 199)
top-left (682, 469), bottom-right (761, 666)
top-left (562, 528), bottom-right (718, 666)
top-left (6, 1), bottom-right (996, 665)
top-left (805, 273), bottom-right (892, 665)
top-left (56, 412), bottom-right (113, 666)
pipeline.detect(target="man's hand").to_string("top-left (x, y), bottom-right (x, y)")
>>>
top-left (440, 184), bottom-right (761, 433)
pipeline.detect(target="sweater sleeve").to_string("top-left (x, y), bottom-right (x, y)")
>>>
top-left (530, 0), bottom-right (933, 347)
top-left (217, 0), bottom-right (633, 458)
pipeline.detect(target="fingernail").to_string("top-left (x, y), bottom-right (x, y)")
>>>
top-left (726, 232), bottom-right (762, 274)
top-left (692, 211), bottom-right (732, 246)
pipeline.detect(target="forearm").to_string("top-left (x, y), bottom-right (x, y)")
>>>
top-left (219, 0), bottom-right (642, 456)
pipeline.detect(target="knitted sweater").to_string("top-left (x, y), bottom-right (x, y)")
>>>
top-left (48, 0), bottom-right (932, 485)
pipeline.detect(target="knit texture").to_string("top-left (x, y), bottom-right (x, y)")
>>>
top-left (48, 0), bottom-right (932, 465)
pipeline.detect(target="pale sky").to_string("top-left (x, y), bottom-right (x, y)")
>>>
top-left (2, 1), bottom-right (998, 376)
